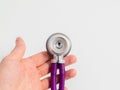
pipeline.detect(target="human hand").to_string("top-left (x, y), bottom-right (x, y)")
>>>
top-left (0, 37), bottom-right (77, 90)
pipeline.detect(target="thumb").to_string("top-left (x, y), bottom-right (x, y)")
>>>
top-left (9, 37), bottom-right (26, 61)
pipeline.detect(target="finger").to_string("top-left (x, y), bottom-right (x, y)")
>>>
top-left (27, 51), bottom-right (50, 66)
top-left (41, 69), bottom-right (77, 90)
top-left (8, 37), bottom-right (26, 61)
top-left (64, 87), bottom-right (68, 90)
top-left (38, 55), bottom-right (77, 77)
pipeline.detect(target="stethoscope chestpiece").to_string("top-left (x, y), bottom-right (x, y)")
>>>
top-left (46, 33), bottom-right (72, 63)
top-left (46, 33), bottom-right (71, 90)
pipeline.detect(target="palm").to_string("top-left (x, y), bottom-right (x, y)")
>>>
top-left (19, 58), bottom-right (42, 90)
top-left (0, 52), bottom-right (50, 90)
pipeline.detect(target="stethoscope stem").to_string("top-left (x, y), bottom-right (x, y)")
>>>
top-left (51, 63), bottom-right (57, 90)
top-left (59, 64), bottom-right (65, 90)
top-left (51, 63), bottom-right (65, 90)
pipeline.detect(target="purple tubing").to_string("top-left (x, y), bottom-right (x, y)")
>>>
top-left (59, 64), bottom-right (65, 90)
top-left (51, 63), bottom-right (57, 90)
top-left (51, 63), bottom-right (65, 90)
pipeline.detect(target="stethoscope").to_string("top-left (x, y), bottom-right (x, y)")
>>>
top-left (46, 33), bottom-right (71, 90)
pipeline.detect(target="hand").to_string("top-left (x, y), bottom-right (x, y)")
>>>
top-left (0, 37), bottom-right (77, 90)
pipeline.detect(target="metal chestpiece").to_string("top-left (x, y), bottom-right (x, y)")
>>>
top-left (46, 33), bottom-right (72, 63)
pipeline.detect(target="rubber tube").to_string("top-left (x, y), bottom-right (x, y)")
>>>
top-left (51, 63), bottom-right (57, 90)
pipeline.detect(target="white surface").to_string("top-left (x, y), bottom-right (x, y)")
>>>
top-left (0, 0), bottom-right (120, 90)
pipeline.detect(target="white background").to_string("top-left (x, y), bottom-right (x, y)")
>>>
top-left (0, 0), bottom-right (120, 90)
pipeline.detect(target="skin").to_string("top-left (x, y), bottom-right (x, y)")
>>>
top-left (0, 37), bottom-right (77, 90)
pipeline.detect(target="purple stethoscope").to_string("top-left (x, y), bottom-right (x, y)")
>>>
top-left (46, 33), bottom-right (71, 90)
